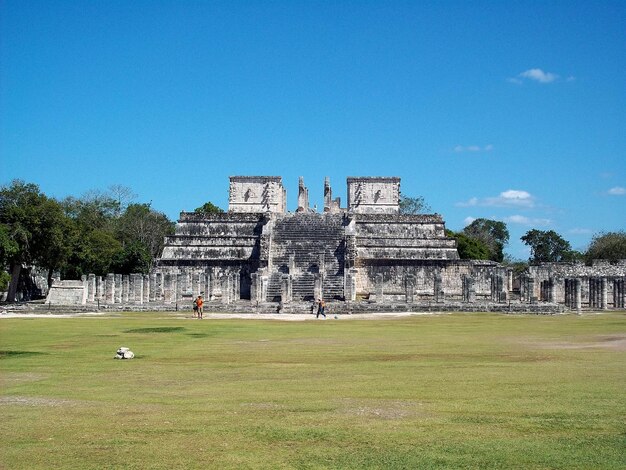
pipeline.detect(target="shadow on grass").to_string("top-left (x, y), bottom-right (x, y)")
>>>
top-left (124, 327), bottom-right (186, 334)
top-left (0, 350), bottom-right (48, 359)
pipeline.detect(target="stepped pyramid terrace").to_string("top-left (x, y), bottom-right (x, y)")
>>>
top-left (44, 176), bottom-right (626, 313)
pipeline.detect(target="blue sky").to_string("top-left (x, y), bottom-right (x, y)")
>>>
top-left (2, 0), bottom-right (625, 259)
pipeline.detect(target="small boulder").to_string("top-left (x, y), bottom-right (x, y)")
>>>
top-left (115, 346), bottom-right (135, 359)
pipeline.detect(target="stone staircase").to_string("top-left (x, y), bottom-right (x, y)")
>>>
top-left (267, 213), bottom-right (346, 301)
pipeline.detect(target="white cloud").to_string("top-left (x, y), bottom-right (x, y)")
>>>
top-left (519, 68), bottom-right (559, 83)
top-left (457, 189), bottom-right (535, 208)
top-left (454, 144), bottom-right (494, 153)
top-left (504, 215), bottom-right (551, 226)
top-left (488, 190), bottom-right (534, 207)
top-left (509, 68), bottom-right (561, 84)
top-left (501, 190), bottom-right (531, 200)
top-left (608, 186), bottom-right (625, 195)
top-left (455, 189), bottom-right (535, 208)
top-left (463, 216), bottom-right (476, 226)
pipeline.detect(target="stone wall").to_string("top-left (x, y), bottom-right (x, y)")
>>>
top-left (46, 280), bottom-right (87, 305)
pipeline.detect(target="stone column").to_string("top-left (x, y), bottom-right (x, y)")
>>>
top-left (113, 275), bottom-right (121, 304)
top-left (575, 278), bottom-right (582, 312)
top-left (405, 274), bottom-right (415, 304)
top-left (499, 275), bottom-right (507, 302)
top-left (250, 273), bottom-right (259, 303)
top-left (208, 271), bottom-right (215, 300)
top-left (345, 268), bottom-right (357, 302)
top-left (96, 276), bottom-right (104, 302)
top-left (129, 274), bottom-right (135, 303)
top-left (105, 273), bottom-right (115, 304)
top-left (314, 274), bottom-right (323, 301)
top-left (288, 254), bottom-right (296, 274)
top-left (318, 254), bottom-right (326, 285)
top-left (233, 273), bottom-right (240, 301)
top-left (198, 273), bottom-right (206, 297)
top-left (491, 274), bottom-right (505, 302)
top-left (261, 274), bottom-right (269, 303)
top-left (122, 275), bottom-right (129, 303)
top-left (281, 274), bottom-right (292, 303)
top-left (462, 275), bottom-right (474, 303)
top-left (375, 273), bottom-right (384, 303)
top-left (588, 278), bottom-right (596, 308)
top-left (164, 273), bottom-right (174, 303)
top-left (615, 279), bottom-right (625, 309)
top-left (192, 273), bottom-right (199, 297)
top-left (87, 274), bottom-right (96, 302)
top-left (143, 275), bottom-right (150, 304)
top-left (601, 277), bottom-right (608, 310)
top-left (527, 277), bottom-right (535, 303)
top-left (149, 274), bottom-right (157, 302)
top-left (222, 276), bottom-right (231, 304)
top-left (134, 275), bottom-right (141, 304)
top-left (176, 274), bottom-right (184, 305)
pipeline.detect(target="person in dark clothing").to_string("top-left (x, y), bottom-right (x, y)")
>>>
top-left (316, 298), bottom-right (326, 318)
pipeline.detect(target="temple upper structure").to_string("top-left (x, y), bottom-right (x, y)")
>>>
top-left (347, 177), bottom-right (400, 213)
top-left (228, 176), bottom-right (286, 213)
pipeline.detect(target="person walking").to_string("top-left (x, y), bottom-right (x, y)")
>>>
top-left (192, 297), bottom-right (198, 318)
top-left (196, 295), bottom-right (204, 319)
top-left (316, 298), bottom-right (326, 319)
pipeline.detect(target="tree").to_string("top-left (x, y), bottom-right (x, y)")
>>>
top-left (107, 184), bottom-right (137, 216)
top-left (585, 231), bottom-right (626, 263)
top-left (399, 194), bottom-right (431, 214)
top-left (194, 201), bottom-right (224, 214)
top-left (110, 240), bottom-right (152, 274)
top-left (446, 229), bottom-right (491, 260)
top-left (62, 192), bottom-right (118, 231)
top-left (61, 228), bottom-right (122, 279)
top-left (463, 219), bottom-right (509, 262)
top-left (115, 203), bottom-right (174, 271)
top-left (0, 180), bottom-right (73, 300)
top-left (521, 229), bottom-right (580, 263)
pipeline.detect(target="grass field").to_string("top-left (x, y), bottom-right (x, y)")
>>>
top-left (1, 311), bottom-right (625, 469)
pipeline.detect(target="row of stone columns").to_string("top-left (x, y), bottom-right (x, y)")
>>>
top-left (84, 271), bottom-right (219, 305)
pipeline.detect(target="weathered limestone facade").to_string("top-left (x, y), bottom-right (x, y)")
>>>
top-left (228, 176), bottom-right (286, 213)
top-left (147, 176), bottom-right (561, 312)
top-left (44, 175), bottom-right (626, 313)
top-left (347, 177), bottom-right (400, 213)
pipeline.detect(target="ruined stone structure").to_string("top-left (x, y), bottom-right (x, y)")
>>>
top-left (43, 175), bottom-right (625, 313)
top-left (526, 261), bottom-right (626, 310)
top-left (146, 176), bottom-right (543, 312)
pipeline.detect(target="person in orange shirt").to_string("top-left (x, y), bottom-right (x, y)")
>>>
top-left (196, 295), bottom-right (204, 319)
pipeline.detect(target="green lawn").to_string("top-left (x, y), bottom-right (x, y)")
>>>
top-left (1, 312), bottom-right (625, 469)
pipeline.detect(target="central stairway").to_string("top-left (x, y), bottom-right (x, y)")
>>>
top-left (267, 213), bottom-right (346, 301)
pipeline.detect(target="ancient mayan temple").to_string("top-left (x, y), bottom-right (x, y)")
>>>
top-left (152, 176), bottom-right (514, 310)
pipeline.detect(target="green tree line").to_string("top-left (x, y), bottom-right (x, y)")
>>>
top-left (446, 219), bottom-right (625, 266)
top-left (0, 180), bottom-right (176, 301)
